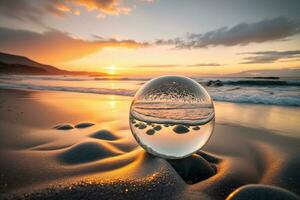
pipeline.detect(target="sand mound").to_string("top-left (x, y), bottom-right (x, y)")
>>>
top-left (89, 130), bottom-right (119, 140)
top-left (197, 151), bottom-right (221, 163)
top-left (262, 154), bottom-right (300, 195)
top-left (112, 141), bottom-right (138, 152)
top-left (31, 143), bottom-right (73, 151)
top-left (168, 154), bottom-right (217, 184)
top-left (74, 122), bottom-right (95, 129)
top-left (227, 184), bottom-right (300, 200)
top-left (53, 123), bottom-right (74, 130)
top-left (2, 163), bottom-right (186, 200)
top-left (57, 141), bottom-right (121, 164)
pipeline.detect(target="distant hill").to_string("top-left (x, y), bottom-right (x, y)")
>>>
top-left (0, 62), bottom-right (52, 74)
top-left (0, 52), bottom-right (106, 75)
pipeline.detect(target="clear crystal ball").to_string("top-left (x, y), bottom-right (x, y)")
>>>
top-left (129, 75), bottom-right (215, 159)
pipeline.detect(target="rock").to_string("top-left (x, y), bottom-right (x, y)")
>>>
top-left (226, 184), bottom-right (300, 200)
top-left (53, 123), bottom-right (74, 130)
top-left (173, 125), bottom-right (189, 134)
top-left (153, 125), bottom-right (162, 131)
top-left (146, 129), bottom-right (155, 135)
top-left (75, 122), bottom-right (95, 129)
top-left (207, 80), bottom-right (223, 87)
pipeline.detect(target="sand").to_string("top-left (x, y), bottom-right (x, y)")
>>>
top-left (0, 89), bottom-right (299, 200)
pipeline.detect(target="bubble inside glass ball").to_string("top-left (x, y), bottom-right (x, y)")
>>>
top-left (129, 75), bottom-right (215, 159)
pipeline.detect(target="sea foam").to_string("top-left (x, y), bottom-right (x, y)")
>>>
top-left (0, 75), bottom-right (299, 106)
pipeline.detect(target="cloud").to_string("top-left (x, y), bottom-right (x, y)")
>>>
top-left (0, 27), bottom-right (149, 64)
top-left (279, 58), bottom-right (300, 63)
top-left (0, 0), bottom-right (48, 27)
top-left (135, 63), bottom-right (222, 68)
top-left (65, 0), bottom-right (132, 15)
top-left (139, 0), bottom-right (155, 2)
top-left (46, 0), bottom-right (81, 17)
top-left (239, 50), bottom-right (300, 64)
top-left (155, 17), bottom-right (300, 48)
top-left (186, 63), bottom-right (221, 67)
top-left (0, 0), bottom-right (133, 27)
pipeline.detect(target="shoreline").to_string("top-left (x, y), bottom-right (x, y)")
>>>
top-left (1, 87), bottom-right (299, 137)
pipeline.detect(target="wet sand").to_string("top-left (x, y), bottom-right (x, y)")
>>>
top-left (0, 89), bottom-right (299, 200)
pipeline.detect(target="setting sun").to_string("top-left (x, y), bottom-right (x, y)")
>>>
top-left (106, 65), bottom-right (117, 75)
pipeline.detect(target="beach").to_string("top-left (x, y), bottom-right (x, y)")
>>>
top-left (1, 0), bottom-right (300, 198)
top-left (0, 88), bottom-right (299, 200)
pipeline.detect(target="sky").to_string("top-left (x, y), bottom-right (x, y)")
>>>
top-left (0, 0), bottom-right (300, 76)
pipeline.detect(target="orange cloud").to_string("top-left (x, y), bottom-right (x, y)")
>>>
top-left (69, 0), bottom-right (132, 15)
top-left (49, 0), bottom-right (132, 17)
top-left (48, 0), bottom-right (82, 17)
top-left (0, 27), bottom-right (149, 64)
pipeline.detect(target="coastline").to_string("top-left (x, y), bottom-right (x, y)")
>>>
top-left (0, 88), bottom-right (299, 199)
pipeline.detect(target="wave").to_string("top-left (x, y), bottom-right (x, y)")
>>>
top-left (0, 77), bottom-right (300, 107)
top-left (0, 82), bottom-right (135, 96)
top-left (201, 79), bottom-right (300, 87)
top-left (2, 75), bottom-right (299, 86)
top-left (211, 91), bottom-right (300, 106)
top-left (223, 80), bottom-right (300, 86)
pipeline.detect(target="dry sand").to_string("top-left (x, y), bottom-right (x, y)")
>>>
top-left (0, 89), bottom-right (299, 200)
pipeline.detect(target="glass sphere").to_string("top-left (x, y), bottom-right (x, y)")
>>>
top-left (129, 75), bottom-right (215, 159)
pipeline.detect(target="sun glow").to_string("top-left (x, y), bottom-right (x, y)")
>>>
top-left (106, 65), bottom-right (117, 75)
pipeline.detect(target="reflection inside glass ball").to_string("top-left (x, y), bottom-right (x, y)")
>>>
top-left (129, 75), bottom-right (215, 159)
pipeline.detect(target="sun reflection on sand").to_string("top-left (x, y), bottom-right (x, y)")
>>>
top-left (109, 96), bottom-right (117, 110)
top-left (32, 91), bottom-right (131, 126)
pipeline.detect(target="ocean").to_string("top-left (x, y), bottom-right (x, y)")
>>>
top-left (0, 75), bottom-right (299, 107)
